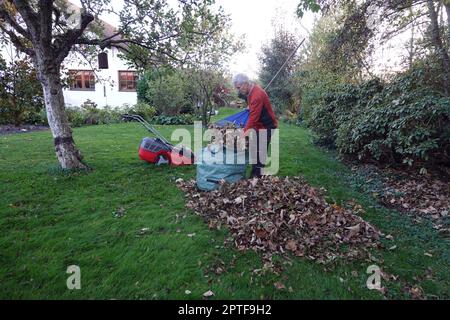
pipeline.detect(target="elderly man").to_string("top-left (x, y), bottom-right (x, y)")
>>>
top-left (233, 73), bottom-right (278, 178)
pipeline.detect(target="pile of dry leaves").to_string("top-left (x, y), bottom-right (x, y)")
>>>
top-left (177, 176), bottom-right (381, 264)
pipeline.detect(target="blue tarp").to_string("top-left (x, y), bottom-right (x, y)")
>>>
top-left (215, 109), bottom-right (249, 127)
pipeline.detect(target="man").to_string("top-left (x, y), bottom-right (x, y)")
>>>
top-left (232, 73), bottom-right (278, 178)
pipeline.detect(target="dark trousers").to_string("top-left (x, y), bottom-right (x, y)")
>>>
top-left (250, 129), bottom-right (272, 178)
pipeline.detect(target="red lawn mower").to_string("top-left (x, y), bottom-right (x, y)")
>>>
top-left (122, 114), bottom-right (195, 166)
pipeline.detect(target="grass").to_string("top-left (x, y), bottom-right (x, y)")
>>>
top-left (0, 107), bottom-right (448, 299)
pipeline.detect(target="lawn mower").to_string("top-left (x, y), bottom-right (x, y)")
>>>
top-left (122, 114), bottom-right (194, 166)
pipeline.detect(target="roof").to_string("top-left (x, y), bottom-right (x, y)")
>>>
top-left (65, 1), bottom-right (126, 49)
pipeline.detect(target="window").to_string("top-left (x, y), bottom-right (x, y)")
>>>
top-left (119, 71), bottom-right (138, 91)
top-left (69, 70), bottom-right (95, 91)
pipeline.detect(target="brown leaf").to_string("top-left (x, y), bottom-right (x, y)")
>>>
top-left (408, 286), bottom-right (424, 300)
top-left (285, 239), bottom-right (297, 252)
top-left (345, 224), bottom-right (361, 238)
top-left (274, 282), bottom-right (286, 290)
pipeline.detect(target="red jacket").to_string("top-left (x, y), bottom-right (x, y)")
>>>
top-left (244, 84), bottom-right (278, 132)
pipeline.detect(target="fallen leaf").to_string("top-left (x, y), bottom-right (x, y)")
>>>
top-left (408, 286), bottom-right (424, 300)
top-left (345, 224), bottom-right (361, 237)
top-left (285, 239), bottom-right (297, 252)
top-left (274, 282), bottom-right (286, 290)
top-left (203, 290), bottom-right (214, 298)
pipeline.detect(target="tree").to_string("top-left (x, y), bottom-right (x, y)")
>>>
top-left (184, 68), bottom-right (222, 125)
top-left (145, 68), bottom-right (189, 116)
top-left (180, 13), bottom-right (243, 125)
top-left (259, 23), bottom-right (301, 114)
top-left (0, 55), bottom-right (44, 126)
top-left (296, 0), bottom-right (450, 95)
top-left (0, 0), bottom-right (229, 169)
top-left (425, 0), bottom-right (450, 95)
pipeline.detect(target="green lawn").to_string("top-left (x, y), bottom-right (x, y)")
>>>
top-left (0, 108), bottom-right (448, 299)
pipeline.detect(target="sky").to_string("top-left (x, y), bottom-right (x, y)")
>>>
top-left (71, 0), bottom-right (409, 79)
top-left (71, 0), bottom-right (315, 79)
top-left (214, 0), bottom-right (315, 79)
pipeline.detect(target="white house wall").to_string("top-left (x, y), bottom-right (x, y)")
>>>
top-left (62, 47), bottom-right (137, 108)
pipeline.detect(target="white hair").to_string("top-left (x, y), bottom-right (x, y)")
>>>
top-left (232, 73), bottom-right (250, 86)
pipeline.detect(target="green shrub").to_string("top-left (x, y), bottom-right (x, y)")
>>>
top-left (305, 67), bottom-right (450, 167)
top-left (97, 106), bottom-right (122, 124)
top-left (143, 69), bottom-right (190, 115)
top-left (63, 103), bottom-right (156, 127)
top-left (35, 109), bottom-right (48, 126)
top-left (127, 102), bottom-right (156, 120)
top-left (279, 114), bottom-right (301, 126)
top-left (151, 114), bottom-right (195, 125)
top-left (336, 89), bottom-right (450, 165)
top-left (65, 106), bottom-right (85, 127)
top-left (0, 57), bottom-right (44, 126)
top-left (308, 79), bottom-right (383, 147)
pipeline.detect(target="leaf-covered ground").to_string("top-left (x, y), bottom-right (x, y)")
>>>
top-left (0, 108), bottom-right (448, 299)
top-left (177, 176), bottom-right (381, 265)
top-left (346, 164), bottom-right (449, 235)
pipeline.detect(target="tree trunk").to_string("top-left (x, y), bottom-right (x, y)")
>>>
top-left (38, 63), bottom-right (87, 169)
top-left (445, 1), bottom-right (450, 46)
top-left (408, 6), bottom-right (415, 69)
top-left (427, 0), bottom-right (450, 95)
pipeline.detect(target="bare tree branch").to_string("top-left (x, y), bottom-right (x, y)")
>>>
top-left (74, 37), bottom-right (182, 62)
top-left (11, 0), bottom-right (39, 40)
top-left (0, 5), bottom-right (31, 40)
top-left (0, 24), bottom-right (35, 56)
top-left (54, 11), bottom-right (95, 64)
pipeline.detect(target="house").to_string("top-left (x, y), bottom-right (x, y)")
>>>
top-left (62, 43), bottom-right (138, 109)
top-left (61, 6), bottom-right (138, 109)
top-left (1, 1), bottom-right (138, 109)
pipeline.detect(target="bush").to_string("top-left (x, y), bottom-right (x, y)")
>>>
top-left (34, 109), bottom-right (48, 126)
top-left (98, 106), bottom-right (123, 124)
top-left (0, 57), bottom-right (44, 126)
top-left (65, 107), bottom-right (83, 127)
top-left (336, 88), bottom-right (450, 166)
top-left (141, 69), bottom-right (191, 116)
top-left (279, 113), bottom-right (301, 126)
top-left (126, 102), bottom-right (156, 120)
top-left (58, 102), bottom-right (159, 128)
top-left (151, 114), bottom-right (195, 125)
top-left (65, 106), bottom-right (85, 127)
top-left (305, 68), bottom-right (450, 167)
top-left (308, 79), bottom-right (383, 147)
